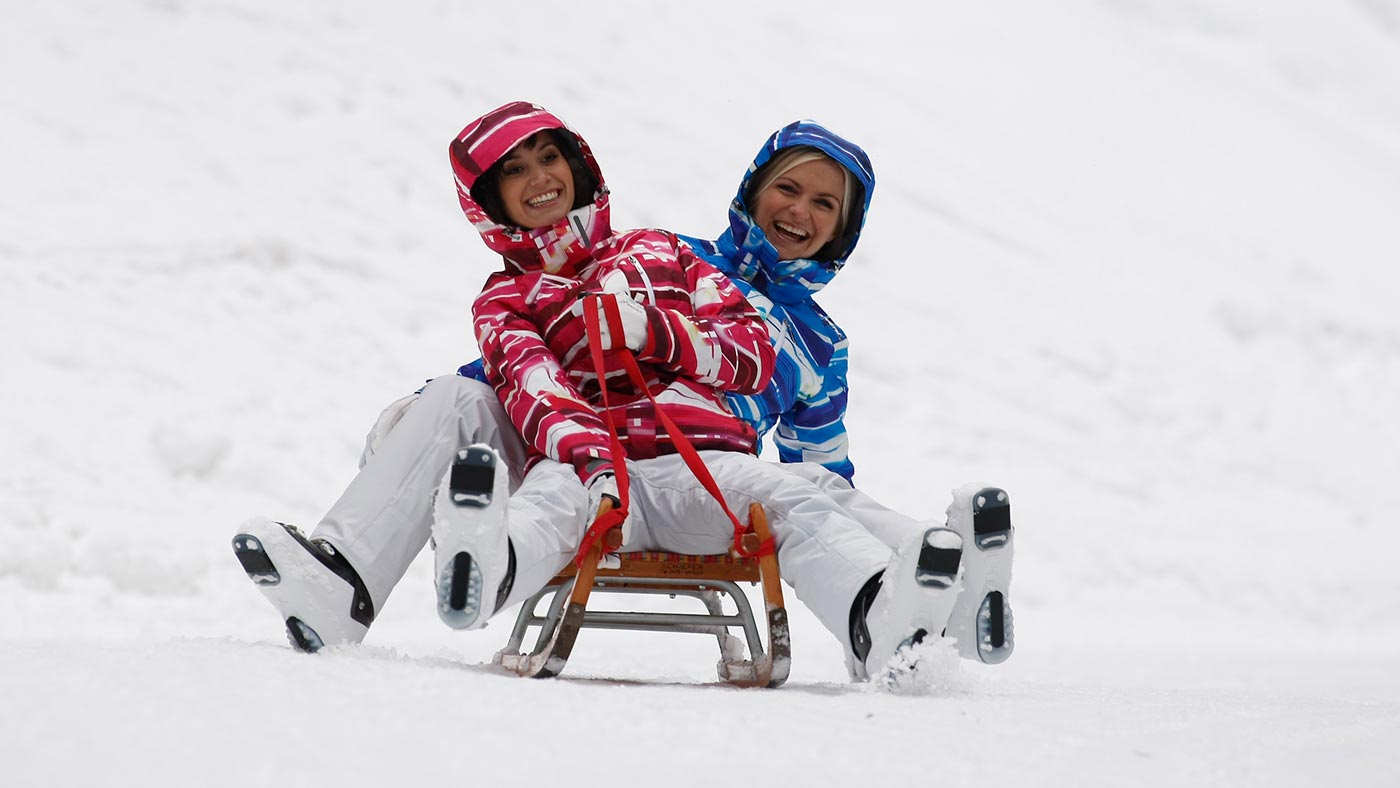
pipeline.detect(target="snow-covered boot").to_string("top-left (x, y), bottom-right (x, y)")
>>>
top-left (432, 443), bottom-right (511, 630)
top-left (857, 527), bottom-right (963, 683)
top-left (231, 518), bottom-right (374, 652)
top-left (944, 485), bottom-right (1015, 664)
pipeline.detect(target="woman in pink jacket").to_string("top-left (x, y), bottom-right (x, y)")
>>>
top-left (458, 112), bottom-right (773, 494)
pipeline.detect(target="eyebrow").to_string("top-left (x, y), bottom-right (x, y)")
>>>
top-left (777, 175), bottom-right (841, 202)
top-left (506, 141), bottom-right (560, 160)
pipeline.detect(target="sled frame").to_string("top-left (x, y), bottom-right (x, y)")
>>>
top-left (493, 502), bottom-right (790, 688)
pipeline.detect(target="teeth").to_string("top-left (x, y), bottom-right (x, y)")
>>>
top-left (527, 190), bottom-right (559, 207)
top-left (774, 221), bottom-right (809, 239)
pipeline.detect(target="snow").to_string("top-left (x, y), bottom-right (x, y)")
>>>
top-left (3, 0), bottom-right (1400, 784)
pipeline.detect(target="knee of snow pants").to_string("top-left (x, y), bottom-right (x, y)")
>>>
top-left (778, 461), bottom-right (926, 551)
top-left (312, 375), bottom-right (530, 612)
top-left (358, 376), bottom-right (531, 490)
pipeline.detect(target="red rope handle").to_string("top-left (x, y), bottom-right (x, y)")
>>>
top-left (574, 293), bottom-right (775, 565)
top-left (574, 295), bottom-right (631, 565)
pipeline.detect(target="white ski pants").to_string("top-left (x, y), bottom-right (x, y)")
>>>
top-left (313, 375), bottom-right (529, 612)
top-left (314, 373), bottom-right (923, 656)
top-left (777, 462), bottom-right (927, 550)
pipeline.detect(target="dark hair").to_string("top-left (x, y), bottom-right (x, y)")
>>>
top-left (469, 129), bottom-right (599, 227)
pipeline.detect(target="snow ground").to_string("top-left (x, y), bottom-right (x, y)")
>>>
top-left (3, 1), bottom-right (1399, 785)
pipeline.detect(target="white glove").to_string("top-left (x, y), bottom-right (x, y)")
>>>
top-left (586, 472), bottom-right (634, 547)
top-left (611, 294), bottom-right (650, 352)
top-left (360, 391), bottom-right (420, 468)
top-left (576, 292), bottom-right (649, 352)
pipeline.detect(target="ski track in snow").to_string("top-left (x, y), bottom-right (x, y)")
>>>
top-left (3, 1), bottom-right (1400, 784)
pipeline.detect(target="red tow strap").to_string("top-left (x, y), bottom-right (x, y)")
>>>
top-left (574, 293), bottom-right (775, 566)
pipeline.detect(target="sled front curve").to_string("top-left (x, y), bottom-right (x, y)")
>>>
top-left (494, 502), bottom-right (790, 688)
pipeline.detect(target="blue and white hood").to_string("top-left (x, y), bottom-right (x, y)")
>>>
top-left (709, 119), bottom-right (876, 305)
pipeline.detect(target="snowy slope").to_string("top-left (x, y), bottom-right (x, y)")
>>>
top-left (3, 1), bottom-right (1400, 785)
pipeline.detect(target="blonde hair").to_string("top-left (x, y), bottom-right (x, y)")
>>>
top-left (748, 147), bottom-right (854, 241)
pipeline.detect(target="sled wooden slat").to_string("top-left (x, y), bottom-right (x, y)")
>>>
top-left (494, 502), bottom-right (790, 688)
top-left (553, 549), bottom-right (764, 584)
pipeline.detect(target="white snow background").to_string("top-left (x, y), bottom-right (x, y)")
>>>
top-left (3, 0), bottom-right (1399, 785)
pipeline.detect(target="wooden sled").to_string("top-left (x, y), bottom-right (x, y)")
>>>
top-left (493, 502), bottom-right (790, 688)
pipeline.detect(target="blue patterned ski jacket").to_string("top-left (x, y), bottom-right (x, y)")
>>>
top-left (677, 120), bottom-right (875, 483)
top-left (460, 120), bottom-right (874, 483)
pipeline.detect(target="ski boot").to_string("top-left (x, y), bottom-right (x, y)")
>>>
top-left (231, 518), bottom-right (374, 652)
top-left (432, 444), bottom-right (511, 630)
top-left (851, 526), bottom-right (963, 683)
top-left (944, 484), bottom-right (1015, 664)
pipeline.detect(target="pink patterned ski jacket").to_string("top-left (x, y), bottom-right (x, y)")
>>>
top-left (453, 102), bottom-right (775, 487)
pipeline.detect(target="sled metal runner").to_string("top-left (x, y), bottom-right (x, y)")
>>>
top-left (494, 502), bottom-right (790, 688)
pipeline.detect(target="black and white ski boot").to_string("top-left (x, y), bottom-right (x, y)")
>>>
top-left (944, 484), bottom-right (1015, 664)
top-left (231, 518), bottom-right (374, 652)
top-left (431, 443), bottom-right (510, 630)
top-left (855, 526), bottom-right (963, 683)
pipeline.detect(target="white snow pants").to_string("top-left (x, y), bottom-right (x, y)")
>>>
top-left (311, 373), bottom-right (920, 657)
top-left (498, 451), bottom-right (896, 656)
top-left (777, 462), bottom-right (927, 550)
top-left (312, 375), bottom-right (529, 613)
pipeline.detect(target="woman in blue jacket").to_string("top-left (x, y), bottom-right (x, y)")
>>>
top-left (678, 121), bottom-right (1014, 667)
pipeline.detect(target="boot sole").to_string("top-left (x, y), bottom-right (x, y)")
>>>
top-left (977, 590), bottom-right (1014, 663)
top-left (232, 520), bottom-right (370, 652)
top-left (973, 489), bottom-right (1014, 662)
top-left (915, 527), bottom-right (963, 588)
top-left (434, 446), bottom-right (500, 629)
top-left (438, 551), bottom-right (485, 629)
top-left (973, 488), bottom-right (1012, 549)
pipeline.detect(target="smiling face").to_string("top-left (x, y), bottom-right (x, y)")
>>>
top-left (750, 156), bottom-right (847, 261)
top-left (496, 133), bottom-right (577, 229)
